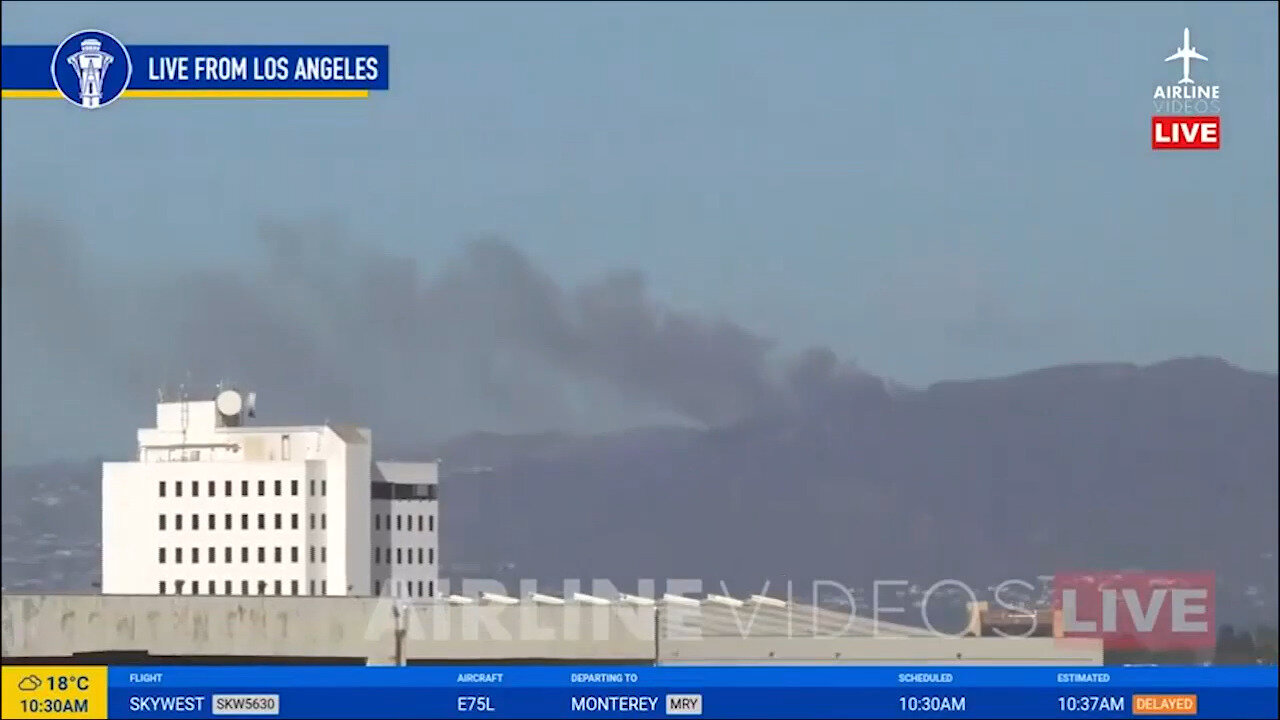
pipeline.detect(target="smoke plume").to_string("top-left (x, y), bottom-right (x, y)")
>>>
top-left (1, 212), bottom-right (878, 462)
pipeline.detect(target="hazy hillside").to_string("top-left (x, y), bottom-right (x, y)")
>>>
top-left (435, 357), bottom-right (1278, 619)
top-left (3, 357), bottom-right (1276, 623)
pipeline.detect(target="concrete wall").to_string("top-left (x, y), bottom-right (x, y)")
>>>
top-left (1, 595), bottom-right (655, 664)
top-left (2, 595), bottom-right (1102, 666)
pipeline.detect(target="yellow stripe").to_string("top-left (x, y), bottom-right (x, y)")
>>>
top-left (1, 90), bottom-right (60, 98)
top-left (126, 89), bottom-right (370, 98)
top-left (2, 89), bottom-right (369, 99)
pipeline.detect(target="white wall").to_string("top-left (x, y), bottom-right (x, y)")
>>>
top-left (103, 461), bottom-right (315, 596)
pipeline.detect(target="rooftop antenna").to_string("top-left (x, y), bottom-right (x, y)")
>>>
top-left (180, 371), bottom-right (191, 450)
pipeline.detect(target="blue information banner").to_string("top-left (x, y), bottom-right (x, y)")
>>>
top-left (3, 44), bottom-right (389, 91)
top-left (104, 666), bottom-right (1279, 719)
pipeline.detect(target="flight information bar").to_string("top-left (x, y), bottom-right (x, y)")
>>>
top-left (2, 666), bottom-right (1275, 719)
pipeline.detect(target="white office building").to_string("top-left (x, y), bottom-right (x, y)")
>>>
top-left (102, 389), bottom-right (438, 599)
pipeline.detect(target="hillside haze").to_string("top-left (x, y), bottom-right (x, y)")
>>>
top-left (437, 358), bottom-right (1277, 595)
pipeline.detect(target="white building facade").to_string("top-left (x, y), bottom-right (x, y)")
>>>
top-left (101, 390), bottom-right (438, 599)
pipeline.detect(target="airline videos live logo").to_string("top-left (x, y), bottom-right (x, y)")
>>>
top-left (1053, 572), bottom-right (1215, 651)
top-left (1152, 116), bottom-right (1219, 150)
top-left (1152, 28), bottom-right (1221, 150)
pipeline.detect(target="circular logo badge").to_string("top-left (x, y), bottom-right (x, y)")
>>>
top-left (51, 29), bottom-right (132, 109)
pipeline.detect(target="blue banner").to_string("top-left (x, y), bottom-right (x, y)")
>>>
top-left (96, 666), bottom-right (1279, 719)
top-left (2, 30), bottom-right (389, 106)
top-left (3, 44), bottom-right (389, 90)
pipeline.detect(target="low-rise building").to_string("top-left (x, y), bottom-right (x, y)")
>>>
top-left (101, 389), bottom-right (437, 599)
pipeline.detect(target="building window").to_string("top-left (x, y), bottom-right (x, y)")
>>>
top-left (208, 546), bottom-right (216, 563)
top-left (321, 514), bottom-right (327, 530)
top-left (258, 480), bottom-right (265, 496)
top-left (321, 547), bottom-right (327, 563)
top-left (225, 513), bottom-right (232, 529)
top-left (191, 580), bottom-right (199, 594)
top-left (291, 546), bottom-right (299, 563)
top-left (208, 481), bottom-right (215, 497)
top-left (309, 546), bottom-right (316, 563)
top-left (258, 514), bottom-right (266, 530)
top-left (241, 547), bottom-right (249, 563)
top-left (396, 548), bottom-right (402, 564)
top-left (322, 480), bottom-right (327, 496)
top-left (191, 547), bottom-right (200, 564)
top-left (258, 581), bottom-right (267, 595)
top-left (159, 515), bottom-right (167, 531)
top-left (258, 547), bottom-right (266, 563)
top-left (192, 514), bottom-right (199, 530)
top-left (310, 580), bottom-right (316, 594)
top-left (175, 483), bottom-right (183, 497)
top-left (429, 515), bottom-right (434, 532)
top-left (291, 580), bottom-right (299, 595)
top-left (225, 480), bottom-right (233, 496)
top-left (321, 581), bottom-right (327, 594)
top-left (396, 515), bottom-right (402, 531)
top-left (175, 547), bottom-right (183, 564)
top-left (158, 547), bottom-right (166, 563)
top-left (310, 479), bottom-right (316, 496)
top-left (159, 481), bottom-right (166, 497)
top-left (274, 513), bottom-right (282, 530)
top-left (274, 480), bottom-right (282, 496)
top-left (429, 548), bottom-right (434, 564)
top-left (241, 480), bottom-right (249, 496)
top-left (428, 581), bottom-right (434, 597)
top-left (274, 547), bottom-right (282, 563)
top-left (208, 583), bottom-right (217, 596)
top-left (309, 514), bottom-right (315, 530)
top-left (274, 580), bottom-right (282, 595)
top-left (417, 581), bottom-right (424, 597)
top-left (224, 547), bottom-right (232, 563)
top-left (242, 580), bottom-right (249, 595)
top-left (291, 480), bottom-right (299, 496)
top-left (159, 581), bottom-right (167, 595)
top-left (374, 580), bottom-right (380, 595)
top-left (225, 580), bottom-right (232, 595)
top-left (416, 548), bottom-right (422, 564)
top-left (374, 515), bottom-right (380, 531)
top-left (374, 547), bottom-right (381, 564)
top-left (241, 514), bottom-right (249, 530)
top-left (191, 481), bottom-right (198, 497)
top-left (407, 583), bottom-right (414, 598)
top-left (175, 515), bottom-right (183, 531)
top-left (418, 515), bottom-right (424, 532)
top-left (291, 513), bottom-right (299, 530)
top-left (209, 513), bottom-right (216, 530)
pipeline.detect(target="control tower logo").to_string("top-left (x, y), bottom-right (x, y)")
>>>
top-left (51, 30), bottom-right (132, 109)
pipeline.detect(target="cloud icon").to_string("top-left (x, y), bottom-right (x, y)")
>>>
top-left (18, 674), bottom-right (42, 691)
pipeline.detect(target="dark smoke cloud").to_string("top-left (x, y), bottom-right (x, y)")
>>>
top-left (1, 211), bottom-right (878, 463)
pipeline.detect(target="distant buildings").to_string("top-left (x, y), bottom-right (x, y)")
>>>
top-left (101, 388), bottom-right (437, 599)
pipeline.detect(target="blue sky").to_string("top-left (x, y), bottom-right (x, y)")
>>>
top-left (2, 1), bottom-right (1276, 391)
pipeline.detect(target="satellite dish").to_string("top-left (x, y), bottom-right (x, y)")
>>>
top-left (216, 389), bottom-right (243, 417)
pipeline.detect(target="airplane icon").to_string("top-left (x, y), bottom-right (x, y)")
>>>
top-left (1164, 27), bottom-right (1208, 84)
